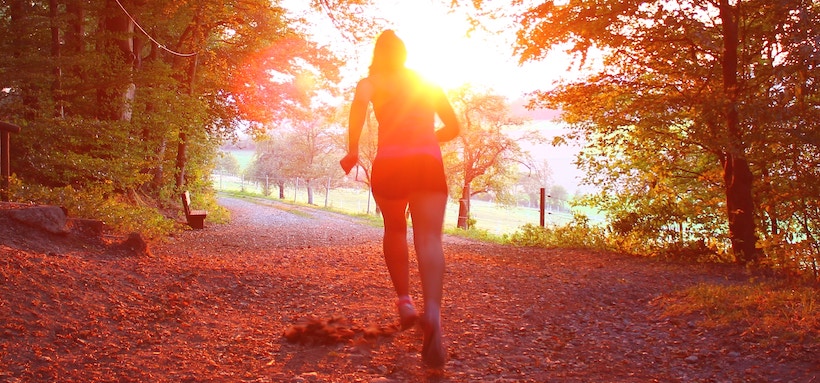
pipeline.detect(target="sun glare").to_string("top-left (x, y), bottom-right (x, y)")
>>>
top-left (371, 1), bottom-right (581, 99)
top-left (288, 0), bottom-right (585, 100)
top-left (378, 2), bottom-right (512, 93)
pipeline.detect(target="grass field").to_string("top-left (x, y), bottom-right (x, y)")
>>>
top-left (227, 149), bottom-right (255, 170)
top-left (216, 148), bottom-right (598, 234)
top-left (211, 173), bottom-right (578, 235)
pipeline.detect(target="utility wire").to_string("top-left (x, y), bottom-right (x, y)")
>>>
top-left (113, 0), bottom-right (198, 57)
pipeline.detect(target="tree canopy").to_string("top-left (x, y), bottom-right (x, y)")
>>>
top-left (444, 85), bottom-right (540, 229)
top-left (0, 0), bottom-right (343, 212)
top-left (465, 0), bottom-right (819, 271)
top-left (4, 0), bottom-right (818, 278)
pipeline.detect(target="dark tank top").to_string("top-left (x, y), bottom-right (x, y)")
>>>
top-left (369, 70), bottom-right (441, 159)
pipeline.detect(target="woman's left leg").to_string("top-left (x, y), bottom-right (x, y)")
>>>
top-left (375, 195), bottom-right (419, 328)
top-left (374, 195), bottom-right (411, 299)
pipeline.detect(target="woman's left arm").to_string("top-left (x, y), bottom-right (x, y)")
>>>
top-left (434, 86), bottom-right (460, 142)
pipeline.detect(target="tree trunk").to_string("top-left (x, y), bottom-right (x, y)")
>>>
top-left (97, 0), bottom-right (135, 121)
top-left (175, 131), bottom-right (187, 189)
top-left (307, 179), bottom-right (314, 205)
top-left (49, 0), bottom-right (63, 118)
top-left (262, 175), bottom-right (271, 196)
top-left (720, 0), bottom-right (759, 265)
top-left (174, 51), bottom-right (199, 189)
top-left (457, 183), bottom-right (471, 229)
top-left (65, 0), bottom-right (85, 54)
top-left (10, 0), bottom-right (38, 120)
top-left (722, 155), bottom-right (758, 264)
top-left (151, 136), bottom-right (167, 191)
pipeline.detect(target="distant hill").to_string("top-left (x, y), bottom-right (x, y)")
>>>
top-left (506, 97), bottom-right (590, 196)
top-left (509, 97), bottom-right (562, 121)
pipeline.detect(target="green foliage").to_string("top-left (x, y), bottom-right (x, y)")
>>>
top-left (9, 179), bottom-right (175, 239)
top-left (476, 0), bottom-right (820, 277)
top-left (0, 0), bottom-right (346, 236)
top-left (757, 237), bottom-right (820, 283)
top-left (504, 215), bottom-right (610, 251)
top-left (464, 215), bottom-right (477, 230)
top-left (12, 117), bottom-right (150, 191)
top-left (216, 152), bottom-right (241, 175)
top-left (445, 225), bottom-right (504, 244)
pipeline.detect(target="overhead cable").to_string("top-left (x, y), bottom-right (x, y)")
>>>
top-left (113, 0), bottom-right (198, 57)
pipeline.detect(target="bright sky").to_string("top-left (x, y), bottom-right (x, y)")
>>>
top-left (287, 0), bottom-right (582, 100)
top-left (376, 1), bottom-right (577, 99)
top-left (283, 0), bottom-right (593, 194)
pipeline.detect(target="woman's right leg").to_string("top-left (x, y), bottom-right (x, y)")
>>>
top-left (407, 191), bottom-right (447, 320)
top-left (408, 191), bottom-right (448, 367)
top-left (374, 195), bottom-right (411, 299)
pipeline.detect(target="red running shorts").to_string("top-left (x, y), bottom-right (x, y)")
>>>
top-left (371, 154), bottom-right (448, 200)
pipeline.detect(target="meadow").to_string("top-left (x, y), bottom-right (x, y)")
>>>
top-left (211, 172), bottom-right (576, 235)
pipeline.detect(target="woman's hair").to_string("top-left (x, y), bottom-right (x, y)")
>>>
top-left (369, 30), bottom-right (407, 76)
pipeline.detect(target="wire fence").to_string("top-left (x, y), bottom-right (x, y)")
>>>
top-left (211, 172), bottom-right (579, 235)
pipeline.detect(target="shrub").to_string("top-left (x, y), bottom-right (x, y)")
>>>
top-left (504, 213), bottom-right (611, 250)
top-left (10, 179), bottom-right (176, 239)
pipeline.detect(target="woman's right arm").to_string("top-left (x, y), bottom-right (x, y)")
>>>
top-left (340, 79), bottom-right (373, 174)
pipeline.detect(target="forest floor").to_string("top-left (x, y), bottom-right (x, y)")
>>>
top-left (0, 195), bottom-right (817, 383)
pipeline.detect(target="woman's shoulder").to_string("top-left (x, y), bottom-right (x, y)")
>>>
top-left (355, 77), bottom-right (377, 93)
top-left (358, 76), bottom-right (375, 87)
top-left (367, 69), bottom-right (426, 84)
top-left (364, 70), bottom-right (442, 99)
top-left (402, 69), bottom-right (432, 86)
top-left (405, 70), bottom-right (445, 93)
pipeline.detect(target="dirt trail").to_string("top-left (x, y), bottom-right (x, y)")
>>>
top-left (0, 196), bottom-right (817, 382)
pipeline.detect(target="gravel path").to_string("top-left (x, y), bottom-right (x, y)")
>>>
top-left (1, 195), bottom-right (816, 382)
top-left (214, 195), bottom-right (386, 248)
top-left (162, 195), bottom-right (818, 382)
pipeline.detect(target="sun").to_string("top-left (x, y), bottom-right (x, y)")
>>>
top-left (379, 2), bottom-right (510, 94)
top-left (404, 32), bottom-right (483, 91)
top-left (346, 1), bottom-right (583, 100)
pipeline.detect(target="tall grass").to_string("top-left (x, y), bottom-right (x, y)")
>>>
top-left (660, 282), bottom-right (819, 344)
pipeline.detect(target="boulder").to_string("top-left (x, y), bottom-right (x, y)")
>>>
top-left (8, 206), bottom-right (69, 234)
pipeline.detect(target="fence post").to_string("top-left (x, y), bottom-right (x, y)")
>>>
top-left (539, 187), bottom-right (546, 227)
top-left (324, 177), bottom-right (330, 208)
top-left (366, 188), bottom-right (371, 214)
top-left (1, 122), bottom-right (22, 202)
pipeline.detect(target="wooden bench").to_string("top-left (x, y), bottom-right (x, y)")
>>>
top-left (181, 191), bottom-right (207, 229)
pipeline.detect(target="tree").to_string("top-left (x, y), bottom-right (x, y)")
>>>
top-left (466, 0), bottom-right (820, 268)
top-left (251, 104), bottom-right (342, 204)
top-left (517, 159), bottom-right (555, 207)
top-left (284, 106), bottom-right (340, 205)
top-left (215, 152), bottom-right (240, 176)
top-left (249, 139), bottom-right (290, 198)
top-left (0, 0), bottom-right (342, 202)
top-left (443, 85), bottom-right (537, 229)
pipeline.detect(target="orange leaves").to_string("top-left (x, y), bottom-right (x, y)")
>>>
top-left (283, 316), bottom-right (399, 346)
